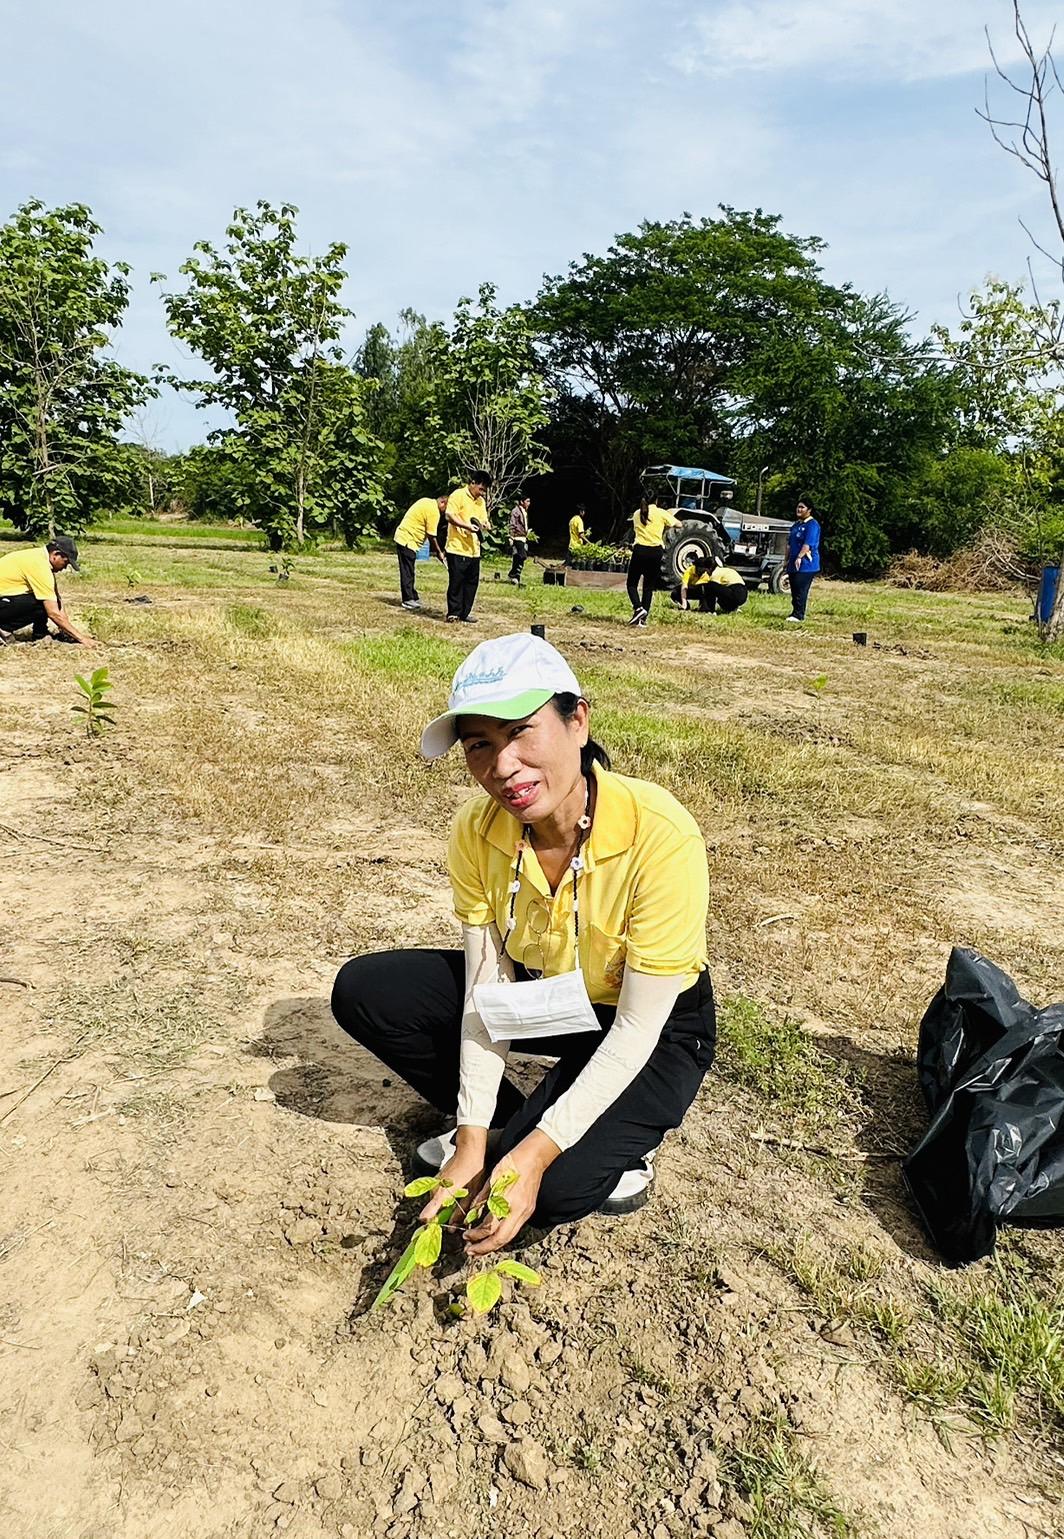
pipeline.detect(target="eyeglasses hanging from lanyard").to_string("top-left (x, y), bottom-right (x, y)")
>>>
top-left (503, 784), bottom-right (592, 980)
top-left (473, 782), bottom-right (601, 1042)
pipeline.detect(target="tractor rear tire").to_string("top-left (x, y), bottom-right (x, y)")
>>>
top-left (769, 566), bottom-right (791, 596)
top-left (659, 520), bottom-right (730, 589)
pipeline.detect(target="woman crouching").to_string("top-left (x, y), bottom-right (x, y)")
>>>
top-left (331, 632), bottom-right (714, 1256)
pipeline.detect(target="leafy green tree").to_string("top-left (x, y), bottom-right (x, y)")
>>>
top-left (532, 209), bottom-right (845, 523)
top-left (932, 279), bottom-right (1060, 451)
top-left (359, 288), bottom-right (552, 538)
top-left (157, 201), bottom-right (386, 548)
top-left (423, 284), bottom-right (553, 523)
top-left (0, 200), bottom-right (152, 537)
top-left (734, 293), bottom-right (960, 571)
top-left (356, 309), bottom-right (448, 511)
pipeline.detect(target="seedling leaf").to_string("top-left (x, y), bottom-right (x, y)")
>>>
top-left (404, 1176), bottom-right (442, 1198)
top-left (370, 1235), bottom-right (420, 1311)
top-left (413, 1221), bottom-right (443, 1268)
top-left (493, 1170), bottom-right (519, 1196)
top-left (466, 1270), bottom-right (503, 1315)
top-left (464, 1204), bottom-right (484, 1227)
top-left (495, 1260), bottom-right (541, 1286)
top-left (488, 1193), bottom-right (511, 1219)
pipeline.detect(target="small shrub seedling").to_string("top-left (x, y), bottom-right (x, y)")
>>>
top-left (269, 556), bottom-right (293, 583)
top-left (369, 1170), bottom-right (541, 1318)
top-left (72, 667), bottom-right (117, 737)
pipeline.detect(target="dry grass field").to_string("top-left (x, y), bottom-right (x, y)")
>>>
top-left (1, 533), bottom-right (1063, 1539)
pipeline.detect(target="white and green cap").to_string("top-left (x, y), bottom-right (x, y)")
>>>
top-left (420, 632), bottom-right (583, 760)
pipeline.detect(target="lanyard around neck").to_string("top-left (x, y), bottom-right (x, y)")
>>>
top-left (504, 781), bottom-right (592, 947)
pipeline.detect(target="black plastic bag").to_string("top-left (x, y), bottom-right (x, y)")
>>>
top-left (902, 947), bottom-right (1064, 1266)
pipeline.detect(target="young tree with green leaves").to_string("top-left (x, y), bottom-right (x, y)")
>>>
top-left (0, 200), bottom-right (152, 537)
top-left (157, 201), bottom-right (386, 548)
top-left (422, 284), bottom-right (552, 524)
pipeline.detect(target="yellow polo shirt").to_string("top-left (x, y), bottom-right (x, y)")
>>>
top-left (632, 505), bottom-right (681, 548)
top-left (568, 515), bottom-right (586, 549)
top-left (445, 487), bottom-right (490, 558)
top-left (0, 546), bottom-right (56, 601)
top-left (682, 562), bottom-right (745, 589)
top-left (394, 497), bottom-right (441, 552)
top-left (448, 762), bottom-right (708, 1004)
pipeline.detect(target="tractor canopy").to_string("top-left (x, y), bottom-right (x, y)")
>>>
top-left (645, 464), bottom-right (737, 487)
top-left (643, 464), bottom-right (738, 515)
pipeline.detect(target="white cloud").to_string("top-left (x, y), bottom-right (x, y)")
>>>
top-left (673, 0), bottom-right (1061, 81)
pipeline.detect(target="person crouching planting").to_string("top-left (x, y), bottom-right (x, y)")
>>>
top-left (331, 632), bottom-right (715, 1256)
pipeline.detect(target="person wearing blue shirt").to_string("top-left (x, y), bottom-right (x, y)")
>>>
top-left (786, 496), bottom-right (821, 623)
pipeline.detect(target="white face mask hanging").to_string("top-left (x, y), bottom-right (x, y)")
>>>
top-left (472, 790), bottom-right (601, 1044)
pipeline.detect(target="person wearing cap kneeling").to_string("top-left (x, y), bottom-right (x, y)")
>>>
top-left (331, 633), bottom-right (715, 1253)
top-left (0, 535), bottom-right (94, 646)
top-left (672, 557), bottom-right (748, 616)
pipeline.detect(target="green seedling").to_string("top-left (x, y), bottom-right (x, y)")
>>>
top-left (269, 556), bottom-right (293, 583)
top-left (370, 1170), bottom-right (542, 1319)
top-left (125, 568), bottom-right (143, 587)
top-left (803, 673), bottom-right (828, 700)
top-left (466, 1258), bottom-right (542, 1316)
top-left (72, 667), bottom-right (117, 737)
top-left (464, 1168), bottom-right (518, 1227)
top-left (369, 1176), bottom-right (467, 1312)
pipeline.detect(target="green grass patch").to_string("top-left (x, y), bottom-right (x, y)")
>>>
top-left (226, 603), bottom-right (276, 638)
top-left (716, 995), bottom-right (864, 1128)
top-left (347, 627), bottom-right (463, 683)
top-left (774, 1234), bottom-right (1064, 1441)
top-left (723, 1414), bottom-right (858, 1539)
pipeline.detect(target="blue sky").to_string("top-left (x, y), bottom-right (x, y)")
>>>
top-left (1, 0), bottom-right (1060, 449)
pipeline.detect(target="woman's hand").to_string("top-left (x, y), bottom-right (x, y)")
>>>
top-left (462, 1131), bottom-right (560, 1257)
top-left (420, 1128), bottom-right (488, 1225)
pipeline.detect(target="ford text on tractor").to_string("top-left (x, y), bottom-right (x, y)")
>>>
top-left (644, 465), bottom-right (792, 595)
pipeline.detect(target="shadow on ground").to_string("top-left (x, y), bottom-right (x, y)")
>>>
top-left (247, 995), bottom-right (437, 1149)
top-left (820, 1031), bottom-right (941, 1264)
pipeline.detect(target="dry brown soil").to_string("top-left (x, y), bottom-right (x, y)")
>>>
top-left (1, 551), bottom-right (1062, 1539)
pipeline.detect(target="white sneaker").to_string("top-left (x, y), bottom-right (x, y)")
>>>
top-left (785, 615), bottom-right (803, 623)
top-left (600, 1158), bottom-right (655, 1216)
top-left (627, 608), bottom-right (648, 626)
top-left (414, 1127), bottom-right (457, 1174)
top-left (402, 599), bottom-right (422, 610)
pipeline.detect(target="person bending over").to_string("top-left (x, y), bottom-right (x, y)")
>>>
top-left (673, 557), bottom-right (748, 616)
top-left (0, 535), bottom-right (94, 646)
top-left (332, 632), bottom-right (715, 1254)
top-left (393, 494), bottom-right (447, 610)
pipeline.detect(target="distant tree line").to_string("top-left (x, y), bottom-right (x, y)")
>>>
top-left (0, 197), bottom-right (1062, 576)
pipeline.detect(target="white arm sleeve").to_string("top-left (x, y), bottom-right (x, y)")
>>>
top-left (456, 923), bottom-right (515, 1129)
top-left (536, 970), bottom-right (685, 1153)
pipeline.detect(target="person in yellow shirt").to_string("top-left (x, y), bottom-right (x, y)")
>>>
top-left (394, 494), bottom-right (447, 610)
top-left (331, 631), bottom-right (714, 1245)
top-left (672, 557), bottom-right (748, 616)
top-left (0, 535), bottom-right (94, 646)
top-left (626, 498), bottom-right (681, 626)
top-left (568, 505), bottom-right (589, 554)
top-left (444, 471), bottom-right (493, 623)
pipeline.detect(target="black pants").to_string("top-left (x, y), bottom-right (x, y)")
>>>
top-left (396, 544), bottom-right (420, 605)
top-left (446, 554), bottom-right (480, 620)
top-left (331, 948), bottom-right (715, 1228)
top-left (789, 569), bottom-right (815, 620)
top-left (508, 540), bottom-right (527, 582)
top-left (0, 593), bottom-right (48, 638)
top-left (626, 545), bottom-right (661, 614)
